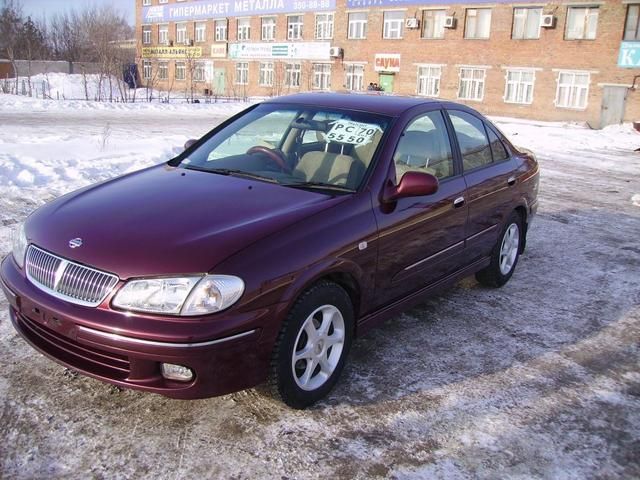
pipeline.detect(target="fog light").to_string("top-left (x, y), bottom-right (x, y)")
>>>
top-left (161, 363), bottom-right (194, 382)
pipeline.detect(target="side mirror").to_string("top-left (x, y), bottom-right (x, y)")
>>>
top-left (184, 139), bottom-right (198, 150)
top-left (383, 171), bottom-right (439, 203)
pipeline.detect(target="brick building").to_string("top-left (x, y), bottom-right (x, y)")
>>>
top-left (136, 0), bottom-right (640, 126)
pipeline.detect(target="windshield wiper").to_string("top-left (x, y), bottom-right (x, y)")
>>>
top-left (184, 166), bottom-right (279, 184)
top-left (284, 181), bottom-right (354, 193)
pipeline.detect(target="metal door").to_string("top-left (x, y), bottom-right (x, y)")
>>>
top-left (378, 74), bottom-right (394, 93)
top-left (600, 86), bottom-right (627, 128)
top-left (213, 68), bottom-right (226, 95)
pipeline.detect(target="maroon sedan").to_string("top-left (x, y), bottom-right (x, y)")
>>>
top-left (1, 93), bottom-right (539, 408)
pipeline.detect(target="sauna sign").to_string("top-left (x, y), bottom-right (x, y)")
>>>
top-left (374, 54), bottom-right (400, 73)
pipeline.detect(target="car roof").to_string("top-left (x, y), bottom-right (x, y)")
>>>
top-left (265, 92), bottom-right (444, 117)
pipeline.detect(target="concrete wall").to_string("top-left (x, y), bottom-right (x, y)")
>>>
top-left (0, 60), bottom-right (103, 77)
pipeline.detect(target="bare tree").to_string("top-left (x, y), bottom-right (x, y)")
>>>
top-left (0, 0), bottom-right (23, 92)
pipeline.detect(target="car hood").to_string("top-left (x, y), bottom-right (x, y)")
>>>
top-left (26, 165), bottom-right (344, 279)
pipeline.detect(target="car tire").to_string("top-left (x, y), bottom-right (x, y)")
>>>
top-left (475, 211), bottom-right (523, 288)
top-left (264, 281), bottom-right (354, 409)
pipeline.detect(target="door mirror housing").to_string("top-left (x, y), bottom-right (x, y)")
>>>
top-left (184, 139), bottom-right (198, 150)
top-left (383, 171), bottom-right (439, 203)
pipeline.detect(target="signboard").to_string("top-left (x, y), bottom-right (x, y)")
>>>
top-left (375, 54), bottom-right (400, 72)
top-left (228, 42), bottom-right (330, 60)
top-left (143, 0), bottom-right (335, 23)
top-left (142, 46), bottom-right (202, 58)
top-left (211, 44), bottom-right (228, 58)
top-left (348, 0), bottom-right (529, 5)
top-left (618, 42), bottom-right (640, 68)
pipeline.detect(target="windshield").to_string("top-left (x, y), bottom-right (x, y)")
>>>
top-left (178, 103), bottom-right (390, 192)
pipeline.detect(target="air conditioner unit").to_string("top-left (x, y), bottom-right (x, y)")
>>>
top-left (329, 47), bottom-right (343, 58)
top-left (444, 16), bottom-right (456, 29)
top-left (405, 17), bottom-right (420, 29)
top-left (540, 14), bottom-right (556, 28)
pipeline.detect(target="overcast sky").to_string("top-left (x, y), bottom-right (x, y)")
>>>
top-left (19, 0), bottom-right (135, 25)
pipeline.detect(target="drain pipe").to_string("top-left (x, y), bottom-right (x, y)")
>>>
top-left (631, 75), bottom-right (640, 91)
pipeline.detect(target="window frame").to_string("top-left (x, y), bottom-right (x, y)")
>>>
top-left (261, 16), bottom-right (276, 41)
top-left (158, 24), bottom-right (169, 45)
top-left (565, 6), bottom-right (599, 40)
top-left (503, 68), bottom-right (536, 105)
top-left (421, 9), bottom-right (447, 39)
top-left (158, 61), bottom-right (168, 80)
top-left (512, 7), bottom-right (542, 40)
top-left (259, 61), bottom-right (274, 86)
top-left (457, 67), bottom-right (486, 101)
top-left (554, 70), bottom-right (590, 110)
top-left (176, 22), bottom-right (188, 45)
top-left (143, 0), bottom-right (151, 6)
top-left (624, 4), bottom-right (640, 40)
top-left (312, 63), bottom-right (331, 90)
top-left (175, 61), bottom-right (186, 81)
top-left (237, 18), bottom-right (251, 41)
top-left (235, 61), bottom-right (249, 85)
top-left (215, 19), bottom-right (228, 41)
top-left (315, 13), bottom-right (334, 40)
top-left (195, 21), bottom-right (207, 43)
top-left (446, 109), bottom-right (500, 174)
top-left (345, 64), bottom-right (365, 91)
top-left (464, 8), bottom-right (492, 39)
top-left (285, 63), bottom-right (301, 87)
top-left (142, 59), bottom-right (152, 80)
top-left (348, 12), bottom-right (368, 39)
top-left (383, 10), bottom-right (405, 39)
top-left (417, 65), bottom-right (442, 97)
top-left (142, 25), bottom-right (152, 45)
top-left (287, 15), bottom-right (304, 40)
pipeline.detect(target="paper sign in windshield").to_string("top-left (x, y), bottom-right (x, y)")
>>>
top-left (326, 120), bottom-right (380, 145)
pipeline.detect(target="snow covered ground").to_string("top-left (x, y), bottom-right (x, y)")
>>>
top-left (0, 92), bottom-right (639, 479)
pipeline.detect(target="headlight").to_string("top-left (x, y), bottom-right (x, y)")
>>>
top-left (112, 275), bottom-right (244, 316)
top-left (12, 222), bottom-right (28, 269)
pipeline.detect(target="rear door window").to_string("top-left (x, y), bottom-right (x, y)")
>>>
top-left (448, 110), bottom-right (492, 171)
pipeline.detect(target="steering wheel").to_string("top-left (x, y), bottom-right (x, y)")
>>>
top-left (246, 146), bottom-right (291, 173)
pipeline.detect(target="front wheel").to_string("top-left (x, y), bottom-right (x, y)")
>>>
top-left (265, 281), bottom-right (354, 409)
top-left (475, 212), bottom-right (523, 287)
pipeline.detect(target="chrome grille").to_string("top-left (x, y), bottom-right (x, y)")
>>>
top-left (26, 245), bottom-right (119, 307)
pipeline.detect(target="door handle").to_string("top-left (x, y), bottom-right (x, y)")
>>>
top-left (453, 196), bottom-right (466, 208)
top-left (507, 176), bottom-right (517, 186)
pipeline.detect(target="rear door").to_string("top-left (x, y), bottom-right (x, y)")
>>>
top-left (445, 109), bottom-right (518, 262)
top-left (373, 108), bottom-right (468, 306)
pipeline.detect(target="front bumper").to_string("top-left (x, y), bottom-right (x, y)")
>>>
top-left (1, 255), bottom-right (286, 399)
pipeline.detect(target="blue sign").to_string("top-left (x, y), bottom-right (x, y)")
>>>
top-left (618, 42), bottom-right (640, 68)
top-left (347, 0), bottom-right (526, 6)
top-left (143, 0), bottom-right (335, 23)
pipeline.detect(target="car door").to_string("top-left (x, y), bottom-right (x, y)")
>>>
top-left (445, 109), bottom-right (518, 262)
top-left (373, 109), bottom-right (469, 306)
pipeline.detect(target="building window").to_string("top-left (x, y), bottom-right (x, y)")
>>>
top-left (195, 22), bottom-right (206, 42)
top-left (313, 64), bottom-right (331, 90)
top-left (345, 64), bottom-right (364, 91)
top-left (285, 63), bottom-right (301, 87)
top-left (142, 25), bottom-right (151, 44)
top-left (159, 0), bottom-right (168, 3)
top-left (348, 12), bottom-right (367, 39)
top-left (565, 7), bottom-right (598, 40)
top-left (512, 7), bottom-right (542, 39)
top-left (259, 62), bottom-right (274, 86)
top-left (504, 69), bottom-right (535, 104)
top-left (625, 4), bottom-right (640, 40)
top-left (421, 10), bottom-right (446, 39)
top-left (143, 0), bottom-right (151, 6)
top-left (417, 65), bottom-right (442, 97)
top-left (555, 71), bottom-right (589, 109)
top-left (158, 61), bottom-right (168, 80)
top-left (158, 24), bottom-right (168, 44)
top-left (237, 18), bottom-right (250, 41)
top-left (142, 60), bottom-right (152, 80)
top-left (176, 22), bottom-right (188, 44)
top-left (465, 8), bottom-right (492, 39)
top-left (261, 17), bottom-right (276, 40)
top-left (458, 67), bottom-right (486, 101)
top-left (383, 11), bottom-right (404, 39)
top-left (236, 62), bottom-right (249, 85)
top-left (194, 63), bottom-right (206, 82)
top-left (215, 20), bottom-right (227, 41)
top-left (315, 13), bottom-right (334, 39)
top-left (175, 61), bottom-right (186, 80)
top-left (287, 15), bottom-right (303, 40)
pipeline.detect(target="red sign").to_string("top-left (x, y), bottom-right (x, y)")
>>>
top-left (374, 54), bottom-right (401, 72)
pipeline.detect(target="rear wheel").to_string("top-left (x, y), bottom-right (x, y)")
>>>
top-left (476, 212), bottom-right (523, 287)
top-left (265, 281), bottom-right (354, 409)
